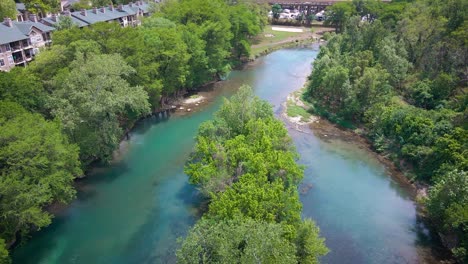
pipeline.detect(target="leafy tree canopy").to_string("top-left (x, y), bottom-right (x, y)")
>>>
top-left (0, 101), bottom-right (81, 244)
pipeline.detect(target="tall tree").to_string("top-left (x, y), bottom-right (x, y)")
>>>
top-left (23, 0), bottom-right (60, 14)
top-left (181, 87), bottom-right (328, 263)
top-left (0, 0), bottom-right (16, 20)
top-left (177, 217), bottom-right (298, 264)
top-left (47, 53), bottom-right (150, 164)
top-left (0, 101), bottom-right (82, 246)
top-left (161, 0), bottom-right (233, 79)
top-left (325, 2), bottom-right (356, 33)
top-left (427, 170), bottom-right (468, 262)
top-left (0, 68), bottom-right (45, 111)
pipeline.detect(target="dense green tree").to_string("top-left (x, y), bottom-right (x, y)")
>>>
top-left (0, 68), bottom-right (45, 111)
top-left (177, 217), bottom-right (298, 264)
top-left (139, 25), bottom-right (190, 98)
top-left (353, 0), bottom-right (383, 22)
top-left (179, 23), bottom-right (209, 88)
top-left (27, 45), bottom-right (69, 84)
top-left (378, 1), bottom-right (408, 28)
top-left (186, 87), bottom-right (300, 196)
top-left (91, 0), bottom-right (111, 7)
top-left (376, 36), bottom-right (410, 88)
top-left (398, 1), bottom-right (446, 71)
top-left (0, 2), bottom-right (266, 260)
top-left (47, 54), bottom-right (150, 164)
top-left (161, 0), bottom-right (233, 79)
top-left (426, 170), bottom-right (468, 262)
top-left (54, 16), bottom-right (76, 30)
top-left (0, 0), bottom-right (16, 20)
top-left (208, 173), bottom-right (302, 226)
top-left (430, 128), bottom-right (468, 178)
top-left (307, 0), bottom-right (467, 256)
top-left (71, 0), bottom-right (91, 11)
top-left (0, 101), bottom-right (81, 246)
top-left (272, 3), bottom-right (282, 19)
top-left (0, 239), bottom-right (9, 264)
top-left (409, 79), bottom-right (433, 108)
top-left (181, 87), bottom-right (328, 262)
top-left (23, 0), bottom-right (60, 14)
top-left (325, 2), bottom-right (356, 33)
top-left (295, 219), bottom-right (329, 264)
top-left (229, 2), bottom-right (263, 59)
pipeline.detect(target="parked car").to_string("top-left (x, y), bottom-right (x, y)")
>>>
top-left (316, 10), bottom-right (326, 21)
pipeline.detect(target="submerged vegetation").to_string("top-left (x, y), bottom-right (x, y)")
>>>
top-left (0, 0), bottom-right (266, 260)
top-left (178, 86), bottom-right (328, 263)
top-left (307, 0), bottom-right (467, 260)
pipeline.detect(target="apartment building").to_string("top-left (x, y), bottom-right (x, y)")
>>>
top-left (41, 12), bottom-right (90, 28)
top-left (0, 17), bottom-right (54, 72)
top-left (42, 2), bottom-right (151, 28)
top-left (1, 1), bottom-right (152, 71)
top-left (71, 2), bottom-right (149, 28)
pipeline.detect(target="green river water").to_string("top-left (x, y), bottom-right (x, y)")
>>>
top-left (13, 46), bottom-right (442, 264)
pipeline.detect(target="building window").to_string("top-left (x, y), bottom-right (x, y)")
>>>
top-left (7, 55), bottom-right (13, 64)
top-left (0, 59), bottom-right (4, 66)
top-left (5, 44), bottom-right (11, 51)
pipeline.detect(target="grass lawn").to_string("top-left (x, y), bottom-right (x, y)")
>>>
top-left (250, 26), bottom-right (313, 58)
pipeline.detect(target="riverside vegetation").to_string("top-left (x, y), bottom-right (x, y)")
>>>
top-left (0, 0), bottom-right (266, 261)
top-left (178, 86), bottom-right (328, 263)
top-left (306, 0), bottom-right (467, 261)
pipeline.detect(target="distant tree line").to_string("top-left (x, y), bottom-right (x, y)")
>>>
top-left (307, 0), bottom-right (467, 261)
top-left (0, 0), bottom-right (266, 262)
top-left (178, 86), bottom-right (329, 263)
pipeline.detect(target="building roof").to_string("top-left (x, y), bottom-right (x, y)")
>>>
top-left (0, 24), bottom-right (28, 44)
top-left (70, 2), bottom-right (150, 25)
top-left (16, 3), bottom-right (26, 12)
top-left (71, 8), bottom-right (131, 24)
top-left (0, 21), bottom-right (55, 45)
top-left (137, 2), bottom-right (150, 14)
top-left (42, 16), bottom-right (90, 28)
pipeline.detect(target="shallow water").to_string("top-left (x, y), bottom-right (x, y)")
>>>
top-left (13, 47), bottom-right (439, 263)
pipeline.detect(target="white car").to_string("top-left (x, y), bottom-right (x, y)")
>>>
top-left (316, 10), bottom-right (326, 21)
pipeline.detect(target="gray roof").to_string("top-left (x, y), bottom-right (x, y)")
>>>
top-left (137, 2), bottom-right (150, 13)
top-left (0, 21), bottom-right (55, 45)
top-left (42, 16), bottom-right (89, 28)
top-left (16, 3), bottom-right (26, 12)
top-left (72, 8), bottom-right (130, 24)
top-left (70, 2), bottom-right (150, 25)
top-left (0, 24), bottom-right (28, 44)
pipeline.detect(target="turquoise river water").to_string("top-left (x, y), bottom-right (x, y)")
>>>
top-left (13, 47), bottom-right (441, 263)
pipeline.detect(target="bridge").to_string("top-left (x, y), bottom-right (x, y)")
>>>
top-left (258, 0), bottom-right (391, 16)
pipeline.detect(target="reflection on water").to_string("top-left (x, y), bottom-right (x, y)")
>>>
top-left (13, 46), bottom-right (441, 264)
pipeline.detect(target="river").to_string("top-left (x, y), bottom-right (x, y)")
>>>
top-left (13, 46), bottom-right (441, 263)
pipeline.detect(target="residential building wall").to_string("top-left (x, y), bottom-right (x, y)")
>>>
top-left (0, 19), bottom-right (54, 71)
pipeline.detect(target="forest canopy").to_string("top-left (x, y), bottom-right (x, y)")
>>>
top-left (0, 0), bottom-right (266, 261)
top-left (308, 0), bottom-right (467, 261)
top-left (179, 86), bottom-right (329, 263)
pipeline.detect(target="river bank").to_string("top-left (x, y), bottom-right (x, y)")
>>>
top-left (283, 88), bottom-right (454, 263)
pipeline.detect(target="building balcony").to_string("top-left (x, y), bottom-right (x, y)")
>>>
top-left (14, 57), bottom-right (25, 64)
top-left (11, 45), bottom-right (22, 51)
